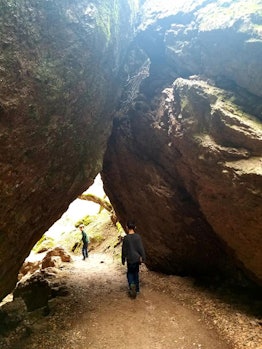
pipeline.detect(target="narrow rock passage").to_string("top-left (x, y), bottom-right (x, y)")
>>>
top-left (17, 252), bottom-right (233, 349)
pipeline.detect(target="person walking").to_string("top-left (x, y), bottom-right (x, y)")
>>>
top-left (79, 224), bottom-right (89, 260)
top-left (122, 221), bottom-right (146, 299)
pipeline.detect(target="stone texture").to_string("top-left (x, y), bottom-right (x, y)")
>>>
top-left (0, 0), bottom-right (262, 300)
top-left (0, 0), bottom-right (138, 300)
top-left (14, 272), bottom-right (51, 312)
top-left (42, 247), bottom-right (72, 264)
top-left (102, 77), bottom-right (262, 283)
top-left (14, 266), bottom-right (68, 312)
top-left (41, 256), bottom-right (62, 270)
top-left (0, 298), bottom-right (27, 335)
top-left (139, 0), bottom-right (262, 98)
top-left (102, 0), bottom-right (262, 285)
top-left (19, 261), bottom-right (41, 280)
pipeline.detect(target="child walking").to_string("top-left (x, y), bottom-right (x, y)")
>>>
top-left (122, 221), bottom-right (146, 298)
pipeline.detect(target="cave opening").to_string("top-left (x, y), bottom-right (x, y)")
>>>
top-left (0, 173), bottom-right (125, 304)
top-left (28, 173), bottom-right (123, 264)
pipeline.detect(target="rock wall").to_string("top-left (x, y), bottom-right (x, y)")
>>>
top-left (0, 0), bottom-right (261, 300)
top-left (0, 0), bottom-right (139, 300)
top-left (102, 0), bottom-right (262, 285)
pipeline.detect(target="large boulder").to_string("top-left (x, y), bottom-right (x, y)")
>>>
top-left (102, 0), bottom-right (262, 285)
top-left (102, 79), bottom-right (262, 282)
top-left (0, 0), bottom-right (139, 301)
top-left (14, 267), bottom-right (68, 312)
top-left (0, 0), bottom-right (261, 299)
top-left (14, 272), bottom-right (52, 312)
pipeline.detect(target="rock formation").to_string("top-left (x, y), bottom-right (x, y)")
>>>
top-left (102, 0), bottom-right (262, 285)
top-left (0, 0), bottom-right (139, 300)
top-left (0, 0), bottom-right (262, 300)
top-left (14, 247), bottom-right (71, 311)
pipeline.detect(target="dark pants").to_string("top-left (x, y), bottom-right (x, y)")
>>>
top-left (127, 262), bottom-right (140, 292)
top-left (82, 243), bottom-right (88, 259)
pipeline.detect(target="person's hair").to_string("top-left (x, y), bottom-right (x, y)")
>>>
top-left (127, 220), bottom-right (136, 230)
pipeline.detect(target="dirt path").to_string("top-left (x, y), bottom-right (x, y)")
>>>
top-left (14, 252), bottom-right (236, 349)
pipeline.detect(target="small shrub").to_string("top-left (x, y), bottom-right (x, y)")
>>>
top-left (32, 235), bottom-right (55, 253)
top-left (90, 233), bottom-right (105, 244)
top-left (75, 215), bottom-right (93, 227)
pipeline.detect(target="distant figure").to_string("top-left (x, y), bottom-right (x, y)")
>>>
top-left (79, 224), bottom-right (89, 260)
top-left (122, 220), bottom-right (146, 298)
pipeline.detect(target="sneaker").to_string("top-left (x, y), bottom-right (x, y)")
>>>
top-left (129, 283), bottom-right (137, 299)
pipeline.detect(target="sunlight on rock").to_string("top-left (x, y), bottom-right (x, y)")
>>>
top-left (0, 5), bottom-right (261, 348)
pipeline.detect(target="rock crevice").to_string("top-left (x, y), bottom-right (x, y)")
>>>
top-left (0, 0), bottom-right (262, 300)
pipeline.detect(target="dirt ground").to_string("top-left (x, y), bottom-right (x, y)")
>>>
top-left (3, 250), bottom-right (261, 349)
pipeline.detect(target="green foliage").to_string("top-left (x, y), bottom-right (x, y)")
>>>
top-left (32, 235), bottom-right (55, 253)
top-left (58, 229), bottom-right (81, 253)
top-left (116, 221), bottom-right (124, 234)
top-left (95, 0), bottom-right (121, 47)
top-left (96, 4), bottom-right (111, 43)
top-left (75, 215), bottom-right (93, 228)
top-left (90, 232), bottom-right (105, 244)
